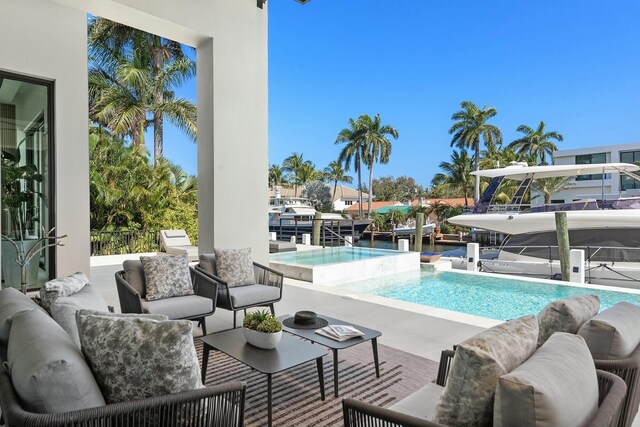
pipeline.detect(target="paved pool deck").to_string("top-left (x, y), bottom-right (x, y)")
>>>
top-left (90, 253), bottom-right (486, 362)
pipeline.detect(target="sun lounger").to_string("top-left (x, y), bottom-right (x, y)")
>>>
top-left (269, 240), bottom-right (297, 253)
top-left (159, 229), bottom-right (198, 261)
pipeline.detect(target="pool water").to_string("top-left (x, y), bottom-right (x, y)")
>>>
top-left (270, 247), bottom-right (400, 266)
top-left (337, 269), bottom-right (640, 321)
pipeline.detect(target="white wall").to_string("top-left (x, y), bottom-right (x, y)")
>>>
top-left (1, 0), bottom-right (90, 278)
top-left (1, 0), bottom-right (270, 278)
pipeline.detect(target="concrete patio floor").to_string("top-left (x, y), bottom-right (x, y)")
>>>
top-left (90, 254), bottom-right (486, 361)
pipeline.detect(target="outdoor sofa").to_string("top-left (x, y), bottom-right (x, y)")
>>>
top-left (343, 303), bottom-right (629, 427)
top-left (0, 285), bottom-right (246, 427)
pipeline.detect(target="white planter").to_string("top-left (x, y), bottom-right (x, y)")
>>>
top-left (242, 328), bottom-right (282, 350)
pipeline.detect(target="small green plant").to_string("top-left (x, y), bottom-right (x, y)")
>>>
top-left (243, 309), bottom-right (282, 333)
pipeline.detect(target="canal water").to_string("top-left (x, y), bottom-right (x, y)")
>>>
top-left (355, 239), bottom-right (465, 256)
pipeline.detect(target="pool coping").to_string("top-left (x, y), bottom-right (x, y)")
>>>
top-left (282, 266), bottom-right (640, 329)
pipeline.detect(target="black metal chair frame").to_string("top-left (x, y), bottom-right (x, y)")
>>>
top-left (0, 367), bottom-right (246, 427)
top-left (194, 261), bottom-right (283, 328)
top-left (115, 266), bottom-right (218, 335)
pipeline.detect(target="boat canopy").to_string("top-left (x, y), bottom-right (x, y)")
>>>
top-left (471, 162), bottom-right (640, 181)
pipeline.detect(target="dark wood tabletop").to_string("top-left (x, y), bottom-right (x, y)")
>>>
top-left (279, 314), bottom-right (382, 349)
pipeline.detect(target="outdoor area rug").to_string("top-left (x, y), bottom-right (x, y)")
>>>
top-left (195, 337), bottom-right (439, 427)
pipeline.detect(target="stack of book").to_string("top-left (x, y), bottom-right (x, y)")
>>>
top-left (315, 324), bottom-right (365, 342)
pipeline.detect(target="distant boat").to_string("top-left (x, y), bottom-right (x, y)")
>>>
top-left (268, 199), bottom-right (372, 244)
top-left (393, 222), bottom-right (436, 236)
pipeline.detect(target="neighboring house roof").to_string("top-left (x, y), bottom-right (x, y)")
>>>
top-left (330, 185), bottom-right (369, 202)
top-left (345, 201), bottom-right (402, 213)
top-left (374, 205), bottom-right (412, 214)
top-left (268, 186), bottom-right (304, 198)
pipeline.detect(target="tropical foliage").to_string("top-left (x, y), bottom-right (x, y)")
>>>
top-left (508, 121), bottom-right (563, 166)
top-left (89, 128), bottom-right (198, 241)
top-left (302, 180), bottom-right (332, 211)
top-left (530, 177), bottom-right (575, 204)
top-left (324, 160), bottom-right (353, 200)
top-left (335, 118), bottom-right (367, 217)
top-left (371, 176), bottom-right (424, 202)
top-left (431, 150), bottom-right (474, 206)
top-left (449, 101), bottom-right (502, 204)
top-left (88, 17), bottom-right (196, 163)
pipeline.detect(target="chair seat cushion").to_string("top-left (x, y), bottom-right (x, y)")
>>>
top-left (578, 302), bottom-right (640, 359)
top-left (141, 294), bottom-right (213, 319)
top-left (537, 295), bottom-right (600, 347)
top-left (140, 254), bottom-right (194, 301)
top-left (228, 284), bottom-right (281, 308)
top-left (433, 315), bottom-right (539, 427)
top-left (7, 309), bottom-right (106, 413)
top-left (50, 284), bottom-right (109, 348)
top-left (494, 333), bottom-right (599, 427)
top-left (0, 288), bottom-right (45, 361)
top-left (389, 382), bottom-right (444, 421)
top-left (76, 310), bottom-right (203, 404)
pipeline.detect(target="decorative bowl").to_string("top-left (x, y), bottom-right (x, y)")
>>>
top-left (242, 327), bottom-right (282, 350)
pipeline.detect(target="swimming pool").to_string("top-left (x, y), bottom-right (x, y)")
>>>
top-left (269, 247), bottom-right (420, 284)
top-left (270, 247), bottom-right (399, 266)
top-left (336, 269), bottom-right (640, 321)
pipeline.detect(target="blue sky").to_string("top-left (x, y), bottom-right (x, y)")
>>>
top-left (162, 0), bottom-right (640, 188)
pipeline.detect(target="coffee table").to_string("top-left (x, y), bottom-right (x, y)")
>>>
top-left (279, 314), bottom-right (382, 397)
top-left (201, 328), bottom-right (328, 427)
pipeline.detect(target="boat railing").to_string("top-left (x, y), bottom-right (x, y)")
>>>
top-left (486, 204), bottom-right (530, 213)
top-left (483, 243), bottom-right (640, 263)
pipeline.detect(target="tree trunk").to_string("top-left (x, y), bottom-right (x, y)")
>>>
top-left (357, 162), bottom-right (363, 218)
top-left (474, 144), bottom-right (480, 205)
top-left (152, 35), bottom-right (164, 165)
top-left (333, 180), bottom-right (338, 209)
top-left (367, 163), bottom-right (374, 219)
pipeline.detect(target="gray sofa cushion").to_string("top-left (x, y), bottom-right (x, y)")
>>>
top-left (433, 315), bottom-right (539, 427)
top-left (39, 272), bottom-right (90, 311)
top-left (494, 333), bottom-right (599, 427)
top-left (578, 302), bottom-right (640, 359)
top-left (537, 295), bottom-right (600, 347)
top-left (228, 284), bottom-right (280, 307)
top-left (123, 259), bottom-right (146, 297)
top-left (199, 253), bottom-right (217, 275)
top-left (141, 294), bottom-right (213, 319)
top-left (389, 382), bottom-right (444, 421)
top-left (140, 254), bottom-right (193, 301)
top-left (0, 288), bottom-right (45, 360)
top-left (213, 248), bottom-right (255, 287)
top-left (50, 284), bottom-right (109, 348)
top-left (76, 310), bottom-right (202, 404)
top-left (7, 309), bottom-right (105, 413)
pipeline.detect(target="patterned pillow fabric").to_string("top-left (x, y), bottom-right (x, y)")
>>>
top-left (213, 248), bottom-right (255, 287)
top-left (39, 272), bottom-right (89, 311)
top-left (432, 315), bottom-right (539, 427)
top-left (140, 255), bottom-right (193, 301)
top-left (76, 310), bottom-right (202, 404)
top-left (537, 295), bottom-right (600, 347)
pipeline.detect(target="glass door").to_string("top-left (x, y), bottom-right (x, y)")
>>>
top-left (0, 72), bottom-right (55, 291)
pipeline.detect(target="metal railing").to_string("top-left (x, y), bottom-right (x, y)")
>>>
top-left (90, 229), bottom-right (161, 256)
top-left (273, 217), bottom-right (360, 247)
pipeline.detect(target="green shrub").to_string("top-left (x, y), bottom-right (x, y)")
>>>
top-left (242, 309), bottom-right (282, 333)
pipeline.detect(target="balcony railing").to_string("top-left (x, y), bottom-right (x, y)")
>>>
top-left (90, 230), bottom-right (161, 256)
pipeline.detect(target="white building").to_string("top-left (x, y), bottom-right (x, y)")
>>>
top-left (331, 185), bottom-right (369, 211)
top-left (1, 0), bottom-right (271, 286)
top-left (549, 142), bottom-right (640, 204)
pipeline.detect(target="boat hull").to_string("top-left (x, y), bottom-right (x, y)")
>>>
top-left (448, 209), bottom-right (640, 235)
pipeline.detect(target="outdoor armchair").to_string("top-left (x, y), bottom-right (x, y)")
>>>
top-left (195, 253), bottom-right (284, 328)
top-left (0, 368), bottom-right (246, 427)
top-left (115, 260), bottom-right (218, 335)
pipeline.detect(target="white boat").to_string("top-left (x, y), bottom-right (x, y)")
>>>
top-left (446, 162), bottom-right (640, 288)
top-left (393, 222), bottom-right (436, 236)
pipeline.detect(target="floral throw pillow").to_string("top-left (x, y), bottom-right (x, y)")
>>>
top-left (213, 248), bottom-right (255, 287)
top-left (140, 255), bottom-right (193, 301)
top-left (76, 310), bottom-right (203, 404)
top-left (39, 272), bottom-right (90, 311)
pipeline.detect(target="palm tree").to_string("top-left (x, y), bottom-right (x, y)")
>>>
top-left (324, 160), bottom-right (353, 203)
top-left (431, 150), bottom-right (474, 206)
top-left (293, 163), bottom-right (322, 188)
top-left (360, 114), bottom-right (399, 218)
top-left (283, 152), bottom-right (311, 195)
top-left (336, 118), bottom-right (366, 218)
top-left (268, 164), bottom-right (286, 189)
top-left (88, 17), bottom-right (196, 163)
top-left (531, 177), bottom-right (574, 204)
top-left (449, 101), bottom-right (502, 204)
top-left (508, 121), bottom-right (563, 166)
